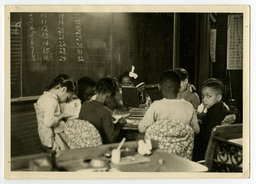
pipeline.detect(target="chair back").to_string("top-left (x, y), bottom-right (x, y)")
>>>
top-left (34, 103), bottom-right (54, 149)
top-left (205, 124), bottom-right (242, 172)
top-left (145, 119), bottom-right (194, 160)
top-left (64, 119), bottom-right (102, 149)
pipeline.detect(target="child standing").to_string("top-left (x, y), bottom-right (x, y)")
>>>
top-left (138, 70), bottom-right (199, 134)
top-left (193, 78), bottom-right (231, 161)
top-left (79, 77), bottom-right (126, 144)
top-left (36, 74), bottom-right (76, 151)
top-left (175, 68), bottom-right (200, 109)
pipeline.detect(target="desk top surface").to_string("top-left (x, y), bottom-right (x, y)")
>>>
top-left (56, 141), bottom-right (208, 172)
top-left (228, 138), bottom-right (243, 146)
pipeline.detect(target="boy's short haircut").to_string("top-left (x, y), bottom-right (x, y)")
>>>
top-left (202, 78), bottom-right (224, 95)
top-left (77, 76), bottom-right (96, 102)
top-left (96, 77), bottom-right (117, 96)
top-left (160, 70), bottom-right (181, 93)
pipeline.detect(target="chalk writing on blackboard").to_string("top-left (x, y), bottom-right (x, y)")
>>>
top-left (29, 14), bottom-right (36, 62)
top-left (74, 13), bottom-right (84, 62)
top-left (227, 15), bottom-right (243, 70)
top-left (58, 13), bottom-right (67, 62)
top-left (41, 13), bottom-right (50, 62)
top-left (11, 22), bottom-right (21, 34)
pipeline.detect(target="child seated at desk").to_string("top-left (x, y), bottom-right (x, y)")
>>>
top-left (119, 66), bottom-right (152, 108)
top-left (175, 68), bottom-right (200, 109)
top-left (138, 70), bottom-right (199, 159)
top-left (60, 76), bottom-right (96, 120)
top-left (138, 70), bottom-right (200, 134)
top-left (192, 78), bottom-right (231, 161)
top-left (36, 74), bottom-right (75, 151)
top-left (79, 77), bottom-right (126, 144)
top-left (76, 76), bottom-right (96, 104)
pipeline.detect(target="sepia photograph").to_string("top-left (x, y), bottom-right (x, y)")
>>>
top-left (3, 5), bottom-right (250, 180)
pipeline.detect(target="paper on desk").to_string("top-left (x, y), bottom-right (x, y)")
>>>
top-left (112, 154), bottom-right (150, 166)
top-left (61, 99), bottom-right (81, 119)
top-left (125, 118), bottom-right (140, 125)
top-left (112, 114), bottom-right (122, 124)
top-left (113, 109), bottom-right (130, 118)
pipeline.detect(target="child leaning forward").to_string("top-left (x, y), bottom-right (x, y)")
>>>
top-left (36, 74), bottom-right (76, 151)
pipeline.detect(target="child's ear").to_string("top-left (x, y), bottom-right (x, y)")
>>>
top-left (178, 85), bottom-right (181, 93)
top-left (60, 86), bottom-right (67, 92)
top-left (158, 84), bottom-right (161, 91)
top-left (217, 94), bottom-right (222, 102)
top-left (184, 78), bottom-right (189, 84)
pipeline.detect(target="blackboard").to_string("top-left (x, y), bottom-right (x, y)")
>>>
top-left (11, 13), bottom-right (114, 98)
top-left (10, 13), bottom-right (175, 98)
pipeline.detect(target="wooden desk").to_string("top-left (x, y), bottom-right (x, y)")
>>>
top-left (56, 141), bottom-right (208, 172)
top-left (228, 138), bottom-right (243, 146)
top-left (121, 124), bottom-right (144, 141)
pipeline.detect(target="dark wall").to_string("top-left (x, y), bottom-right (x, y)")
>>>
top-left (178, 13), bottom-right (198, 86)
top-left (211, 14), bottom-right (243, 119)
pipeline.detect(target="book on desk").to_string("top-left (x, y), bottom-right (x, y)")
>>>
top-left (122, 82), bottom-right (145, 108)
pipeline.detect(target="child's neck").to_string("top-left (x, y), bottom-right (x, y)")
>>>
top-left (48, 88), bottom-right (59, 96)
top-left (163, 93), bottom-right (177, 99)
top-left (95, 93), bottom-right (107, 104)
top-left (179, 84), bottom-right (188, 93)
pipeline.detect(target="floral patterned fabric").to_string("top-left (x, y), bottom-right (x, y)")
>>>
top-left (145, 119), bottom-right (194, 160)
top-left (64, 119), bottom-right (102, 149)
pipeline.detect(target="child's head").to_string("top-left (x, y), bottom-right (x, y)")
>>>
top-left (47, 74), bottom-right (76, 103)
top-left (159, 70), bottom-right (181, 98)
top-left (119, 71), bottom-right (135, 87)
top-left (201, 78), bottom-right (224, 109)
top-left (96, 77), bottom-right (117, 97)
top-left (77, 76), bottom-right (96, 103)
top-left (175, 68), bottom-right (189, 93)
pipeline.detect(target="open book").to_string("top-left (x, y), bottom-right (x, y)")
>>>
top-left (122, 82), bottom-right (145, 108)
top-left (60, 99), bottom-right (82, 119)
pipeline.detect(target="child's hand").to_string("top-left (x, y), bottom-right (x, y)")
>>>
top-left (139, 104), bottom-right (147, 108)
top-left (197, 112), bottom-right (206, 120)
top-left (59, 113), bottom-right (72, 120)
top-left (118, 117), bottom-right (127, 125)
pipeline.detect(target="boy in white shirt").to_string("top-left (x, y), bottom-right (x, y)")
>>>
top-left (138, 70), bottom-right (200, 135)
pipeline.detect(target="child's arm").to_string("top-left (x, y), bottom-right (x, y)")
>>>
top-left (43, 100), bottom-right (71, 128)
top-left (191, 93), bottom-right (200, 109)
top-left (138, 105), bottom-right (155, 133)
top-left (190, 110), bottom-right (200, 135)
top-left (103, 110), bottom-right (123, 143)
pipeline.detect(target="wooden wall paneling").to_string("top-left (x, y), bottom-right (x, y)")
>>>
top-left (197, 14), bottom-right (211, 90)
top-left (11, 100), bottom-right (42, 157)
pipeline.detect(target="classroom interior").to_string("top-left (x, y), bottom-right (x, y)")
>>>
top-left (10, 12), bottom-right (243, 173)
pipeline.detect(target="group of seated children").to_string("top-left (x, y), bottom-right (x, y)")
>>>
top-left (36, 66), bottom-right (233, 161)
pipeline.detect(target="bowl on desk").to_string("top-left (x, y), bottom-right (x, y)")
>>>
top-left (104, 147), bottom-right (136, 159)
top-left (90, 159), bottom-right (108, 168)
top-left (29, 157), bottom-right (52, 171)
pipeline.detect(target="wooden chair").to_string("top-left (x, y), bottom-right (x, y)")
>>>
top-left (204, 124), bottom-right (242, 172)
